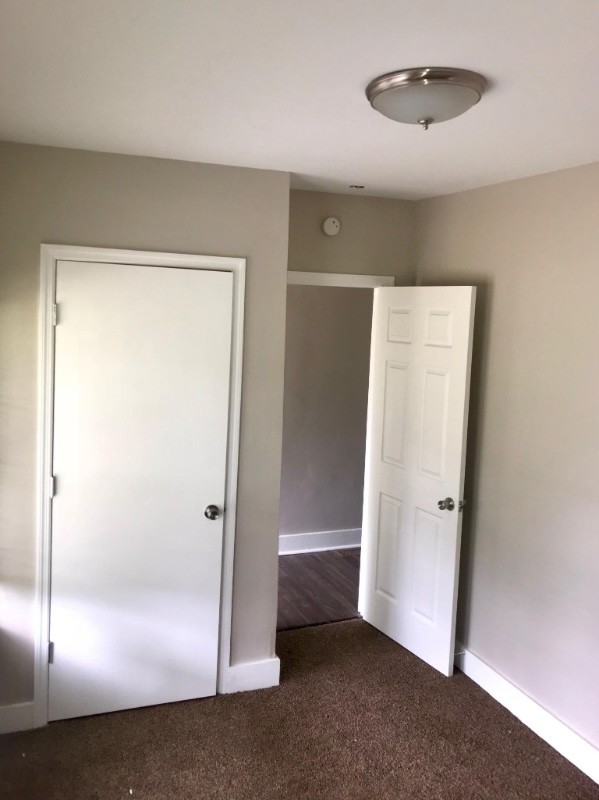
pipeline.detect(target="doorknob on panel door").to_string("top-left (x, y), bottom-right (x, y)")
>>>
top-left (204, 505), bottom-right (220, 521)
top-left (437, 497), bottom-right (455, 511)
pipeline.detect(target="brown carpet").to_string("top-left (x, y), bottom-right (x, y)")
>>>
top-left (1, 620), bottom-right (596, 800)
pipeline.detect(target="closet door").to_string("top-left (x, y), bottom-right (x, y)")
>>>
top-left (49, 260), bottom-right (233, 719)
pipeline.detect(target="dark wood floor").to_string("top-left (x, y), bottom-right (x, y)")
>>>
top-left (277, 547), bottom-right (361, 630)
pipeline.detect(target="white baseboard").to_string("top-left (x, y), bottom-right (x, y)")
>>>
top-left (222, 656), bottom-right (280, 694)
top-left (455, 644), bottom-right (599, 785)
top-left (0, 701), bottom-right (35, 735)
top-left (279, 528), bottom-right (361, 555)
top-left (1, 660), bottom-right (282, 729)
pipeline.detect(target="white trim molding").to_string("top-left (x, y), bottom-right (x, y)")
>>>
top-left (223, 657), bottom-right (281, 694)
top-left (279, 528), bottom-right (361, 555)
top-left (35, 244), bottom-right (246, 729)
top-left (0, 702), bottom-right (35, 735)
top-left (455, 644), bottom-right (599, 785)
top-left (288, 271), bottom-right (394, 288)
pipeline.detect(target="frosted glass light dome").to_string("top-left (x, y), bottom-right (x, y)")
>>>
top-left (366, 67), bottom-right (487, 128)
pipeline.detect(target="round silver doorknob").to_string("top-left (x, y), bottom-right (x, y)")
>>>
top-left (437, 497), bottom-right (455, 511)
top-left (204, 505), bottom-right (220, 521)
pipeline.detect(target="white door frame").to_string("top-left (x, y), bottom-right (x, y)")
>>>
top-left (288, 270), bottom-right (395, 288)
top-left (34, 244), bottom-right (246, 728)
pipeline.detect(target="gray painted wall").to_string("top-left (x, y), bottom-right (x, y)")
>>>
top-left (279, 286), bottom-right (372, 537)
top-left (288, 189), bottom-right (416, 278)
top-left (415, 162), bottom-right (599, 747)
top-left (280, 190), bottom-right (416, 543)
top-left (0, 141), bottom-right (290, 704)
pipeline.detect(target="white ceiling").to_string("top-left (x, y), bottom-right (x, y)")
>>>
top-left (1, 0), bottom-right (598, 199)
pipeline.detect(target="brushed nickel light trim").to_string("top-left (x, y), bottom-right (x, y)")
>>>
top-left (366, 67), bottom-right (487, 129)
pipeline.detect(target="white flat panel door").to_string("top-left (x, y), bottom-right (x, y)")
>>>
top-left (359, 286), bottom-right (475, 676)
top-left (49, 260), bottom-right (233, 720)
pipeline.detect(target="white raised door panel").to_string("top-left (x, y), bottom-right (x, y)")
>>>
top-left (49, 260), bottom-right (233, 719)
top-left (359, 286), bottom-right (475, 676)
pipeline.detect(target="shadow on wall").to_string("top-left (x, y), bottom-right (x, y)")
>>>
top-left (0, 577), bottom-right (34, 701)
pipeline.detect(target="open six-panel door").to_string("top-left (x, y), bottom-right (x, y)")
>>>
top-left (359, 286), bottom-right (476, 676)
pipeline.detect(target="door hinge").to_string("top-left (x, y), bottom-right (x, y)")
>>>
top-left (49, 475), bottom-right (56, 498)
top-left (48, 641), bottom-right (55, 664)
top-left (52, 303), bottom-right (59, 326)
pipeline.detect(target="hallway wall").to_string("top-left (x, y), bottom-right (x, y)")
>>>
top-left (281, 189), bottom-right (415, 550)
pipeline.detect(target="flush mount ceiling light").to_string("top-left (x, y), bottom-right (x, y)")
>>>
top-left (366, 67), bottom-right (487, 130)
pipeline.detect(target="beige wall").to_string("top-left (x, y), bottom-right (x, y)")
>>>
top-left (415, 162), bottom-right (599, 747)
top-left (280, 286), bottom-right (372, 537)
top-left (289, 190), bottom-right (416, 280)
top-left (0, 141), bottom-right (290, 704)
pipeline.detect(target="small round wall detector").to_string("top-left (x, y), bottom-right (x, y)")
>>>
top-left (322, 217), bottom-right (341, 236)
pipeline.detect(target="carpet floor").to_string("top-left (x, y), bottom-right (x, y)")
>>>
top-left (1, 620), bottom-right (596, 800)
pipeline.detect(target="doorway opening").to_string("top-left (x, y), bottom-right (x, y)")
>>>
top-left (277, 276), bottom-right (476, 678)
top-left (277, 272), bottom-right (393, 631)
